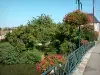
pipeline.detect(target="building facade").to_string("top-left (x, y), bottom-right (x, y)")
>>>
top-left (88, 13), bottom-right (100, 40)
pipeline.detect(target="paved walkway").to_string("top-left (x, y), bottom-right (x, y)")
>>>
top-left (83, 42), bottom-right (100, 75)
top-left (71, 44), bottom-right (95, 75)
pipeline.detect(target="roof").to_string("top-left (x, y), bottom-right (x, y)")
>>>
top-left (88, 13), bottom-right (99, 23)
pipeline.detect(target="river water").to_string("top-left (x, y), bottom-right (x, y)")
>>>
top-left (0, 64), bottom-right (40, 75)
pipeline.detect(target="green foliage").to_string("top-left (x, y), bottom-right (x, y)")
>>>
top-left (6, 14), bottom-right (56, 53)
top-left (0, 42), bottom-right (19, 64)
top-left (60, 40), bottom-right (72, 54)
top-left (4, 14), bottom-right (58, 64)
top-left (18, 50), bottom-right (41, 64)
top-left (81, 25), bottom-right (95, 41)
top-left (2, 13), bottom-right (93, 65)
top-left (54, 23), bottom-right (78, 54)
top-left (0, 42), bottom-right (42, 64)
top-left (6, 25), bottom-right (30, 51)
top-left (55, 23), bottom-right (78, 44)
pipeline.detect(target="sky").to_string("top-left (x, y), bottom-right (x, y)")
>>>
top-left (0, 0), bottom-right (100, 28)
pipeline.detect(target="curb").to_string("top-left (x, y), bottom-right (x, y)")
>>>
top-left (71, 46), bottom-right (95, 75)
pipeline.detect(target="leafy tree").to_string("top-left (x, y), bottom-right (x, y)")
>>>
top-left (54, 23), bottom-right (78, 54)
top-left (63, 10), bottom-right (90, 48)
top-left (55, 23), bottom-right (78, 43)
top-left (6, 25), bottom-right (27, 52)
top-left (28, 14), bottom-right (56, 43)
top-left (81, 25), bottom-right (96, 41)
top-left (6, 14), bottom-right (57, 53)
top-left (2, 12), bottom-right (92, 64)
top-left (60, 40), bottom-right (72, 55)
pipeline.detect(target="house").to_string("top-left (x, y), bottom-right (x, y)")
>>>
top-left (0, 27), bottom-right (16, 41)
top-left (0, 31), bottom-right (8, 40)
top-left (88, 13), bottom-right (100, 40)
top-left (0, 30), bottom-right (12, 41)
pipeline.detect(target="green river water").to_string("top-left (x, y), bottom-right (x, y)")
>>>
top-left (0, 64), bottom-right (40, 75)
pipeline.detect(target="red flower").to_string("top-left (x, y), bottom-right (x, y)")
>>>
top-left (36, 54), bottom-right (65, 73)
top-left (56, 54), bottom-right (62, 59)
top-left (40, 60), bottom-right (46, 64)
top-left (63, 10), bottom-right (89, 25)
top-left (50, 61), bottom-right (54, 66)
top-left (36, 63), bottom-right (42, 73)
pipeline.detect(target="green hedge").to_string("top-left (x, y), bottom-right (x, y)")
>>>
top-left (0, 42), bottom-right (41, 64)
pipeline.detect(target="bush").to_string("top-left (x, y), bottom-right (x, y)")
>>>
top-left (0, 42), bottom-right (19, 64)
top-left (0, 42), bottom-right (42, 64)
top-left (63, 10), bottom-right (89, 25)
top-left (36, 54), bottom-right (65, 73)
top-left (6, 14), bottom-right (57, 53)
top-left (60, 40), bottom-right (72, 54)
top-left (81, 25), bottom-right (97, 41)
top-left (18, 50), bottom-right (41, 64)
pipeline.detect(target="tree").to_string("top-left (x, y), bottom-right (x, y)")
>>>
top-left (6, 25), bottom-right (27, 52)
top-left (55, 23), bottom-right (78, 43)
top-left (81, 25), bottom-right (96, 41)
top-left (54, 23), bottom-right (78, 54)
top-left (63, 10), bottom-right (89, 26)
top-left (6, 14), bottom-right (57, 53)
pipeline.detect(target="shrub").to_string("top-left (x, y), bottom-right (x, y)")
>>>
top-left (18, 50), bottom-right (41, 64)
top-left (0, 42), bottom-right (19, 64)
top-left (81, 25), bottom-right (96, 41)
top-left (0, 42), bottom-right (42, 64)
top-left (36, 54), bottom-right (65, 73)
top-left (60, 40), bottom-right (72, 54)
top-left (63, 10), bottom-right (89, 26)
top-left (6, 14), bottom-right (57, 53)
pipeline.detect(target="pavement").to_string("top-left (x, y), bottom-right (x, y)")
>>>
top-left (83, 42), bottom-right (100, 75)
top-left (71, 44), bottom-right (94, 75)
top-left (71, 41), bottom-right (100, 75)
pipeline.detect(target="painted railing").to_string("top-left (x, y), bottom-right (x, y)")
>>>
top-left (42, 41), bottom-right (95, 75)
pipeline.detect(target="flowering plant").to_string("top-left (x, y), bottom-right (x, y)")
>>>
top-left (63, 10), bottom-right (90, 25)
top-left (36, 54), bottom-right (65, 73)
top-left (81, 40), bottom-right (89, 45)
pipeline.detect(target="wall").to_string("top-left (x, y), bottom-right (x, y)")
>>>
top-left (90, 23), bottom-right (100, 40)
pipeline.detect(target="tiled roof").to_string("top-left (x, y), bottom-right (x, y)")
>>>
top-left (88, 13), bottom-right (99, 23)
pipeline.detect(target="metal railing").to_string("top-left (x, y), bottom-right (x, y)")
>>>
top-left (42, 42), bottom-right (95, 75)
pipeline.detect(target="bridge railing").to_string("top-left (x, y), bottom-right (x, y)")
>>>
top-left (42, 41), bottom-right (95, 75)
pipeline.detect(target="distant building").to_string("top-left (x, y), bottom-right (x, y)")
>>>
top-left (88, 13), bottom-right (100, 40)
top-left (88, 13), bottom-right (100, 31)
top-left (0, 30), bottom-right (12, 40)
top-left (0, 27), bottom-right (16, 41)
top-left (0, 31), bottom-right (7, 40)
